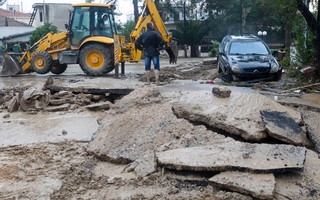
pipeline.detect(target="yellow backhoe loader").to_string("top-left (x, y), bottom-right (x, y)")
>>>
top-left (0, 0), bottom-right (178, 76)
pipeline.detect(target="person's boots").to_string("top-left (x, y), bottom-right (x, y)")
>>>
top-left (155, 70), bottom-right (160, 85)
top-left (146, 70), bottom-right (151, 85)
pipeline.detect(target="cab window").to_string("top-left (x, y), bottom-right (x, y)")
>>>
top-left (71, 7), bottom-right (91, 46)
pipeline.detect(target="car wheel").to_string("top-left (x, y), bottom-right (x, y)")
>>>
top-left (224, 66), bottom-right (233, 82)
top-left (217, 59), bottom-right (222, 73)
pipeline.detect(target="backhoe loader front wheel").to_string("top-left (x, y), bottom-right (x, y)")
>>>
top-left (50, 62), bottom-right (67, 75)
top-left (31, 51), bottom-right (53, 74)
top-left (79, 44), bottom-right (113, 76)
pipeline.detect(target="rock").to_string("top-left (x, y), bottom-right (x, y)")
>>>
top-left (3, 113), bottom-right (10, 118)
top-left (213, 191), bottom-right (253, 200)
top-left (44, 104), bottom-right (70, 112)
top-left (62, 130), bottom-right (68, 135)
top-left (125, 150), bottom-right (156, 177)
top-left (6, 95), bottom-right (19, 113)
top-left (156, 139), bottom-right (306, 173)
top-left (20, 87), bottom-right (50, 111)
top-left (202, 58), bottom-right (217, 65)
top-left (209, 172), bottom-right (275, 199)
top-left (57, 91), bottom-right (71, 97)
top-left (49, 99), bottom-right (66, 106)
top-left (261, 110), bottom-right (311, 146)
top-left (173, 91), bottom-right (302, 141)
top-left (212, 86), bottom-right (231, 98)
top-left (85, 102), bottom-right (110, 111)
top-left (274, 150), bottom-right (320, 199)
top-left (302, 112), bottom-right (320, 153)
top-left (92, 95), bottom-right (102, 101)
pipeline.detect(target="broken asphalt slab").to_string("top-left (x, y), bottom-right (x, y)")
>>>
top-left (172, 90), bottom-right (302, 141)
top-left (302, 111), bottom-right (320, 153)
top-left (209, 171), bottom-right (275, 199)
top-left (87, 87), bottom-right (225, 164)
top-left (46, 76), bottom-right (138, 95)
top-left (274, 150), bottom-right (320, 199)
top-left (261, 110), bottom-right (311, 146)
top-left (156, 139), bottom-right (307, 173)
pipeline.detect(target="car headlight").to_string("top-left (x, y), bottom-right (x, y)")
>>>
top-left (270, 64), bottom-right (279, 73)
top-left (231, 65), bottom-right (241, 73)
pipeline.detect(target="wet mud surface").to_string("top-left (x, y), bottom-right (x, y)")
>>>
top-left (0, 58), bottom-right (320, 199)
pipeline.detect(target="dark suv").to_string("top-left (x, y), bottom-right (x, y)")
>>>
top-left (217, 35), bottom-right (282, 81)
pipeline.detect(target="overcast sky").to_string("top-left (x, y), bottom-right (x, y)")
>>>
top-left (1, 0), bottom-right (134, 23)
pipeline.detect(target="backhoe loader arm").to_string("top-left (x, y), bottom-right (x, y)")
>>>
top-left (119, 0), bottom-right (178, 64)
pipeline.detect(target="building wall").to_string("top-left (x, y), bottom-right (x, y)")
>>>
top-left (33, 3), bottom-right (72, 31)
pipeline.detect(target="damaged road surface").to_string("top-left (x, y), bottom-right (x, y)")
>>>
top-left (1, 59), bottom-right (320, 199)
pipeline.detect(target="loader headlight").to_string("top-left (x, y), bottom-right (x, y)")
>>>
top-left (270, 64), bottom-right (279, 73)
top-left (231, 65), bottom-right (241, 73)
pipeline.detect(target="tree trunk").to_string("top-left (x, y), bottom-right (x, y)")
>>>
top-left (133, 0), bottom-right (139, 23)
top-left (191, 45), bottom-right (199, 57)
top-left (284, 23), bottom-right (292, 58)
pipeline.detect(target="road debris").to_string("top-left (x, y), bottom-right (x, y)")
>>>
top-left (209, 172), bottom-right (275, 199)
top-left (261, 110), bottom-right (311, 146)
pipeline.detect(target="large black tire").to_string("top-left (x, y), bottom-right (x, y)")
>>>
top-left (50, 62), bottom-right (68, 74)
top-left (31, 51), bottom-right (53, 74)
top-left (217, 59), bottom-right (222, 74)
top-left (79, 44), bottom-right (114, 76)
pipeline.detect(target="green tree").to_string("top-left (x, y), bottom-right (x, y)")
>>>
top-left (118, 20), bottom-right (136, 43)
top-left (171, 20), bottom-right (208, 57)
top-left (29, 23), bottom-right (58, 46)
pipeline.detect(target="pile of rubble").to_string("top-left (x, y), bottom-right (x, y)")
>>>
top-left (87, 86), bottom-right (320, 199)
top-left (0, 85), bottom-right (111, 114)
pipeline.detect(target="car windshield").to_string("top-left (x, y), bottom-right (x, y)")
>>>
top-left (229, 41), bottom-right (269, 55)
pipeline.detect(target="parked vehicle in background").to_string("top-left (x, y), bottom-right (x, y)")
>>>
top-left (217, 35), bottom-right (282, 82)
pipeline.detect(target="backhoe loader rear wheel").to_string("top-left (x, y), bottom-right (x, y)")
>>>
top-left (79, 44), bottom-right (113, 76)
top-left (31, 51), bottom-right (53, 74)
top-left (50, 62), bottom-right (67, 75)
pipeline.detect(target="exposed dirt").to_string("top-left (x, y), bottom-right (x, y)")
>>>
top-left (0, 58), bottom-right (320, 199)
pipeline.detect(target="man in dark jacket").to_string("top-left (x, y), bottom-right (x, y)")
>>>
top-left (135, 22), bottom-right (164, 85)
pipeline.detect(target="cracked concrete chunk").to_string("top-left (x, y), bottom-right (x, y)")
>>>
top-left (125, 150), bottom-right (156, 177)
top-left (85, 102), bottom-right (110, 111)
top-left (156, 139), bottom-right (306, 172)
top-left (87, 87), bottom-right (225, 164)
top-left (209, 171), bottom-right (275, 200)
top-left (212, 86), bottom-right (231, 98)
top-left (302, 112), bottom-right (320, 153)
top-left (173, 91), bottom-right (302, 141)
top-left (44, 104), bottom-right (70, 112)
top-left (261, 110), bottom-right (311, 146)
top-left (274, 150), bottom-right (320, 200)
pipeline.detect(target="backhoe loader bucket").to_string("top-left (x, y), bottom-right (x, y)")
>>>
top-left (166, 43), bottom-right (178, 64)
top-left (1, 53), bottom-right (22, 76)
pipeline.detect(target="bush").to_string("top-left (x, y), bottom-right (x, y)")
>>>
top-left (208, 40), bottom-right (220, 57)
top-left (29, 23), bottom-right (58, 46)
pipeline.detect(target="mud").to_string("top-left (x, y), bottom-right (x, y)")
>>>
top-left (1, 58), bottom-right (320, 199)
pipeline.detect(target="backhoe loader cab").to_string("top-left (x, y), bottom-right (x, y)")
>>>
top-left (69, 4), bottom-right (117, 46)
